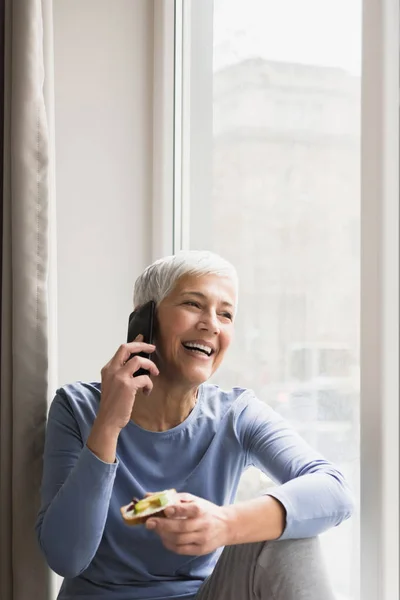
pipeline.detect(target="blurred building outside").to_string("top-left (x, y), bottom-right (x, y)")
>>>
top-left (203, 57), bottom-right (360, 599)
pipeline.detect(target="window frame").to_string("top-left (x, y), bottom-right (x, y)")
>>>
top-left (153, 1), bottom-right (400, 598)
top-left (360, 1), bottom-right (399, 599)
top-left (151, 0), bottom-right (175, 259)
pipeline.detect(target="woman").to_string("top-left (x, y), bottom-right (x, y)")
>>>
top-left (36, 250), bottom-right (354, 600)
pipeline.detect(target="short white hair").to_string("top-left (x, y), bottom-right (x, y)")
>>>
top-left (133, 250), bottom-right (238, 309)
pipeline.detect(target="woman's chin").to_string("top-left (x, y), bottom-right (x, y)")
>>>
top-left (178, 364), bottom-right (213, 386)
top-left (159, 353), bottom-right (217, 386)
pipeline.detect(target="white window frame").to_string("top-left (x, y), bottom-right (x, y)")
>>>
top-left (152, 0), bottom-right (191, 258)
top-left (152, 0), bottom-right (213, 258)
top-left (151, 0), bottom-right (175, 259)
top-left (360, 2), bottom-right (399, 599)
top-left (152, 1), bottom-right (400, 598)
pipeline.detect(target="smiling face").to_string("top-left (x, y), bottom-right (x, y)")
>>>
top-left (154, 273), bottom-right (237, 386)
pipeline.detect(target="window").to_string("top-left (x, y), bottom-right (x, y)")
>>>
top-left (210, 4), bottom-right (360, 598)
top-left (161, 1), bottom-right (399, 599)
top-left (174, 1), bottom-right (362, 598)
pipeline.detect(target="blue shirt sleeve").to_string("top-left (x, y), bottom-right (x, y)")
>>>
top-left (235, 392), bottom-right (355, 539)
top-left (35, 393), bottom-right (118, 578)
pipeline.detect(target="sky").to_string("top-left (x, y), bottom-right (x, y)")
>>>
top-left (213, 0), bottom-right (362, 75)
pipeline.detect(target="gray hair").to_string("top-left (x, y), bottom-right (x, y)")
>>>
top-left (133, 250), bottom-right (238, 309)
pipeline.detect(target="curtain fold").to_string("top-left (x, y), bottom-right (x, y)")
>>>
top-left (1, 1), bottom-right (56, 598)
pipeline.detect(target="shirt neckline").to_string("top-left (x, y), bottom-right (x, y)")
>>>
top-left (126, 385), bottom-right (203, 437)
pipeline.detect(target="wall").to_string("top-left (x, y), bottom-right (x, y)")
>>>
top-left (53, 0), bottom-right (154, 387)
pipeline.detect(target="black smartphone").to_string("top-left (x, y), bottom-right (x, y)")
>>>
top-left (126, 300), bottom-right (156, 377)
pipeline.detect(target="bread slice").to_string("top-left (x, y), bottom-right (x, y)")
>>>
top-left (120, 489), bottom-right (177, 526)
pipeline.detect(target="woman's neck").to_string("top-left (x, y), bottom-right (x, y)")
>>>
top-left (130, 376), bottom-right (199, 432)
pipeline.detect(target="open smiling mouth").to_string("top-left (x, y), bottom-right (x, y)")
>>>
top-left (181, 342), bottom-right (215, 357)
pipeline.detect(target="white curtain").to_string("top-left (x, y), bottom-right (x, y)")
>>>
top-left (0, 1), bottom-right (57, 598)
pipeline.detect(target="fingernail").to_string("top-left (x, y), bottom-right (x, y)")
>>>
top-left (165, 507), bottom-right (175, 517)
top-left (135, 334), bottom-right (143, 341)
top-left (146, 520), bottom-right (156, 530)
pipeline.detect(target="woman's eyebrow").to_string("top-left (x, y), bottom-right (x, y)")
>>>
top-left (180, 290), bottom-right (234, 308)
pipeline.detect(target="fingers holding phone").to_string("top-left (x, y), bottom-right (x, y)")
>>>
top-left (121, 337), bottom-right (159, 395)
top-left (87, 305), bottom-right (159, 462)
top-left (118, 336), bottom-right (156, 371)
top-left (93, 303), bottom-right (157, 433)
top-left (98, 337), bottom-right (158, 431)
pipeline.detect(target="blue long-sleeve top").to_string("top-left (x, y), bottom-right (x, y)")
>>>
top-left (36, 382), bottom-right (354, 600)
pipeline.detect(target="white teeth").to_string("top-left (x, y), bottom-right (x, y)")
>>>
top-left (183, 342), bottom-right (213, 356)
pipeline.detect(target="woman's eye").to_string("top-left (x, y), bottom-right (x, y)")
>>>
top-left (184, 301), bottom-right (201, 308)
top-left (221, 312), bottom-right (233, 321)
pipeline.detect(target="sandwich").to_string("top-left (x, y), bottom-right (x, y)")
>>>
top-left (120, 489), bottom-right (177, 526)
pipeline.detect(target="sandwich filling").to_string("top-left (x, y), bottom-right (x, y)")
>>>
top-left (124, 489), bottom-right (176, 518)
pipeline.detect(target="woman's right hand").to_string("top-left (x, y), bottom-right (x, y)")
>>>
top-left (97, 335), bottom-right (159, 432)
top-left (87, 336), bottom-right (159, 462)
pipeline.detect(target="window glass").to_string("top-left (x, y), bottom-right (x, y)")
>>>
top-left (189, 1), bottom-right (361, 598)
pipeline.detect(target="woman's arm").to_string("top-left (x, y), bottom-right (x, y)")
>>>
top-left (144, 492), bottom-right (286, 555)
top-left (237, 393), bottom-right (355, 539)
top-left (36, 339), bottom-right (159, 577)
top-left (145, 395), bottom-right (354, 555)
top-left (222, 494), bottom-right (286, 543)
top-left (35, 394), bottom-right (119, 578)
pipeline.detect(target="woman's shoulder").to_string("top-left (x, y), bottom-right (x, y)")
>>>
top-left (200, 383), bottom-right (260, 415)
top-left (201, 383), bottom-right (250, 402)
top-left (199, 385), bottom-right (276, 446)
top-left (202, 382), bottom-right (267, 403)
top-left (201, 383), bottom-right (272, 419)
top-left (50, 381), bottom-right (101, 423)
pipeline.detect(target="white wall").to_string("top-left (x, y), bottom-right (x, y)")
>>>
top-left (53, 0), bottom-right (154, 386)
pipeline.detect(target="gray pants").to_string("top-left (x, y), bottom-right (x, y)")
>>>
top-left (195, 538), bottom-right (336, 600)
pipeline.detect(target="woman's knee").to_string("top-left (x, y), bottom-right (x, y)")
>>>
top-left (257, 536), bottom-right (322, 570)
top-left (255, 537), bottom-right (335, 600)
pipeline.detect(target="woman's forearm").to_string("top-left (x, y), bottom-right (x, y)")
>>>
top-left (223, 470), bottom-right (355, 546)
top-left (36, 445), bottom-right (118, 578)
top-left (87, 417), bottom-right (120, 463)
top-left (223, 495), bottom-right (286, 545)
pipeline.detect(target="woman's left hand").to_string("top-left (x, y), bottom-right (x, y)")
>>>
top-left (145, 493), bottom-right (231, 555)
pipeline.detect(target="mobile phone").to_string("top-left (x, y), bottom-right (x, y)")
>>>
top-left (126, 300), bottom-right (156, 377)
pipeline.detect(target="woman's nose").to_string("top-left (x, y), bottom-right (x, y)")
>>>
top-left (198, 311), bottom-right (219, 333)
top-left (199, 312), bottom-right (220, 334)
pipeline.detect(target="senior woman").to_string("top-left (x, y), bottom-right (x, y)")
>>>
top-left (36, 250), bottom-right (354, 600)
